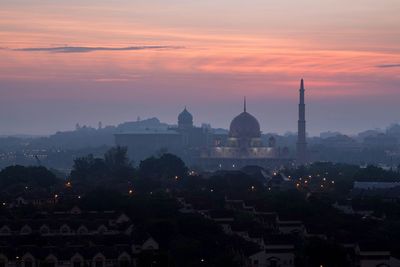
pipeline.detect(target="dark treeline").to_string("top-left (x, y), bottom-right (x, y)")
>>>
top-left (2, 149), bottom-right (400, 266)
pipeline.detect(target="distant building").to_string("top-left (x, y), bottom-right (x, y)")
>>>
top-left (354, 181), bottom-right (400, 190)
top-left (296, 79), bottom-right (307, 165)
top-left (115, 107), bottom-right (210, 165)
top-left (363, 133), bottom-right (398, 149)
top-left (200, 98), bottom-right (290, 170)
top-left (115, 81), bottom-right (308, 169)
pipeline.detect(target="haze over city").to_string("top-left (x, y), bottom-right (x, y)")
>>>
top-left (3, 1), bottom-right (400, 267)
top-left (1, 0), bottom-right (399, 135)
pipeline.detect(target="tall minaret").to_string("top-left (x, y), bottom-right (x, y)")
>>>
top-left (297, 79), bottom-right (307, 165)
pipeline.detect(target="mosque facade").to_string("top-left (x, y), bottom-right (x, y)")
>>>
top-left (199, 98), bottom-right (290, 170)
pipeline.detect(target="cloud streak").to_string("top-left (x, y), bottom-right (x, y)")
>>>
top-left (13, 45), bottom-right (183, 53)
top-left (376, 63), bottom-right (400, 68)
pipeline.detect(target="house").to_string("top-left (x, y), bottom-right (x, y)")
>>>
top-left (248, 245), bottom-right (295, 267)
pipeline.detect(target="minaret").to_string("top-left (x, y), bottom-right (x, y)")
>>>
top-left (297, 79), bottom-right (307, 165)
top-left (244, 96), bottom-right (247, 112)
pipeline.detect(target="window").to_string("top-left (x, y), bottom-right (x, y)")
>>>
top-left (119, 257), bottom-right (129, 267)
top-left (43, 260), bottom-right (55, 267)
top-left (73, 260), bottom-right (81, 267)
top-left (0, 227), bottom-right (10, 235)
top-left (95, 259), bottom-right (103, 267)
top-left (77, 226), bottom-right (88, 235)
top-left (24, 259), bottom-right (33, 267)
top-left (21, 226), bottom-right (32, 235)
top-left (60, 225), bottom-right (70, 234)
top-left (40, 226), bottom-right (50, 235)
top-left (97, 226), bottom-right (107, 234)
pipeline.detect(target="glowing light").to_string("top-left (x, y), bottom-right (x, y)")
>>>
top-left (331, 181), bottom-right (335, 184)
top-left (128, 189), bottom-right (133, 194)
top-left (323, 178), bottom-right (326, 181)
top-left (54, 194), bottom-right (58, 198)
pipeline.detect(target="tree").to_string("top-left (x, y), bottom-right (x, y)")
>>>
top-left (0, 165), bottom-right (58, 188)
top-left (138, 153), bottom-right (187, 180)
top-left (70, 154), bottom-right (107, 182)
top-left (70, 147), bottom-right (135, 183)
top-left (104, 146), bottom-right (134, 180)
top-left (104, 146), bottom-right (130, 171)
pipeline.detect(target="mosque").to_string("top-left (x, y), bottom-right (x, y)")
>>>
top-left (115, 79), bottom-right (307, 170)
top-left (199, 98), bottom-right (290, 170)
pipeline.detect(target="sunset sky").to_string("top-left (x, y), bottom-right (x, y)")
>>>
top-left (1, 0), bottom-right (399, 135)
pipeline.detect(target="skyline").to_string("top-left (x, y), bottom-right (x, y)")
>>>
top-left (1, 0), bottom-right (400, 135)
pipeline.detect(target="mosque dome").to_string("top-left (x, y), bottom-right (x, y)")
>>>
top-left (229, 99), bottom-right (261, 139)
top-left (178, 107), bottom-right (193, 128)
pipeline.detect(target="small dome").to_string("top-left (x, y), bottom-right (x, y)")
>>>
top-left (229, 111), bottom-right (261, 138)
top-left (178, 107), bottom-right (193, 127)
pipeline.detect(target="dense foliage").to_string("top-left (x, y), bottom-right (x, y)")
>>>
top-left (70, 146), bottom-right (135, 183)
top-left (0, 165), bottom-right (58, 187)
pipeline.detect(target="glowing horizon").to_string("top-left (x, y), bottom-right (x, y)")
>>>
top-left (0, 0), bottom-right (399, 135)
